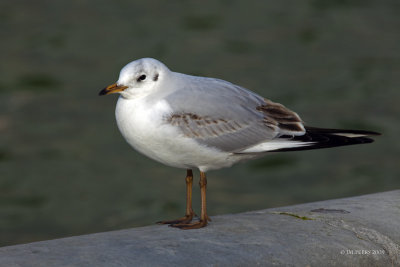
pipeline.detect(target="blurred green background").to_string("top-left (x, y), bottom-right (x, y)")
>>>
top-left (0, 0), bottom-right (399, 247)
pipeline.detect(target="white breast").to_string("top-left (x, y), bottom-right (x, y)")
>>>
top-left (114, 96), bottom-right (244, 172)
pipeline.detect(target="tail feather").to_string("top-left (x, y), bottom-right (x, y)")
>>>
top-left (269, 126), bottom-right (380, 152)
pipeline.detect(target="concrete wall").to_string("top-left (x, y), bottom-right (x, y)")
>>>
top-left (0, 190), bottom-right (399, 266)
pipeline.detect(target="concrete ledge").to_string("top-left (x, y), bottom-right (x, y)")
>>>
top-left (1, 190), bottom-right (399, 266)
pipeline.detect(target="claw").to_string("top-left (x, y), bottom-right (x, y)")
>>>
top-left (157, 214), bottom-right (194, 225)
top-left (169, 219), bottom-right (208, 230)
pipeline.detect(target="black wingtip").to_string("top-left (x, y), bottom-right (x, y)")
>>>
top-left (305, 126), bottom-right (381, 136)
top-left (269, 126), bottom-right (380, 152)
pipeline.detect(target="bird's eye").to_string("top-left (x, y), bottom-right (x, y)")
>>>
top-left (137, 75), bottom-right (147, 82)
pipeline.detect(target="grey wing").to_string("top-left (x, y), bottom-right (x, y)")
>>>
top-left (163, 76), bottom-right (305, 153)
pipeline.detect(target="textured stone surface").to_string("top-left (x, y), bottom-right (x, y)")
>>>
top-left (0, 190), bottom-right (399, 266)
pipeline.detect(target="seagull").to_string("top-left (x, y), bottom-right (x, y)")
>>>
top-left (99, 58), bottom-right (380, 229)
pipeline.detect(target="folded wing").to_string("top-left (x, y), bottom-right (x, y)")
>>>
top-left (163, 76), bottom-right (306, 152)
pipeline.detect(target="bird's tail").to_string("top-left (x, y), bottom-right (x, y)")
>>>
top-left (270, 126), bottom-right (381, 152)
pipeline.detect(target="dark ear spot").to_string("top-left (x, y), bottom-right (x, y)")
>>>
top-left (153, 73), bottom-right (159, 81)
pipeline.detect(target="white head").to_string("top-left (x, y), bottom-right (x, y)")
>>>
top-left (99, 58), bottom-right (170, 99)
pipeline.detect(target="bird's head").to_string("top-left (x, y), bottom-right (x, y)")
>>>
top-left (99, 58), bottom-right (169, 99)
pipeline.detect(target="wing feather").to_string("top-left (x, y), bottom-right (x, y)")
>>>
top-left (162, 75), bottom-right (306, 152)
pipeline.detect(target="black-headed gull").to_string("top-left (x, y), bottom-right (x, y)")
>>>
top-left (99, 58), bottom-right (380, 229)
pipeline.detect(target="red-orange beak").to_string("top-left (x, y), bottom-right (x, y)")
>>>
top-left (99, 83), bottom-right (129, 96)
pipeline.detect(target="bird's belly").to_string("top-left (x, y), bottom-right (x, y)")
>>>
top-left (115, 97), bottom-right (242, 171)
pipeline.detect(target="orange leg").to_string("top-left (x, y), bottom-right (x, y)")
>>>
top-left (170, 171), bottom-right (211, 229)
top-left (157, 169), bottom-right (196, 225)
